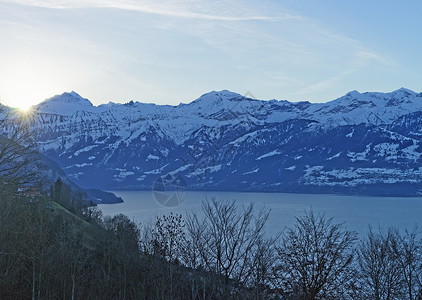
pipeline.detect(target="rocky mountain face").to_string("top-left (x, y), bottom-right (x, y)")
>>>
top-left (25, 88), bottom-right (422, 196)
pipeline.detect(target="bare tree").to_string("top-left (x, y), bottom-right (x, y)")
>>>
top-left (152, 213), bottom-right (187, 263)
top-left (81, 206), bottom-right (104, 225)
top-left (274, 210), bottom-right (357, 300)
top-left (382, 227), bottom-right (422, 300)
top-left (0, 106), bottom-right (39, 188)
top-left (56, 221), bottom-right (92, 300)
top-left (247, 234), bottom-right (279, 300)
top-left (0, 192), bottom-right (31, 297)
top-left (360, 226), bottom-right (422, 300)
top-left (186, 197), bottom-right (271, 298)
top-left (357, 227), bottom-right (405, 300)
top-left (102, 214), bottom-right (141, 299)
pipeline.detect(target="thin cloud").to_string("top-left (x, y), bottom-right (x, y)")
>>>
top-left (7, 0), bottom-right (296, 21)
top-left (353, 50), bottom-right (396, 67)
top-left (293, 46), bottom-right (392, 100)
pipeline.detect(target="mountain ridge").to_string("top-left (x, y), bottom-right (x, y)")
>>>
top-left (34, 87), bottom-right (421, 112)
top-left (19, 88), bottom-right (422, 196)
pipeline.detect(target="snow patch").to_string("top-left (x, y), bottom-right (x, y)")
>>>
top-left (256, 150), bottom-right (281, 160)
top-left (402, 141), bottom-right (421, 162)
top-left (147, 154), bottom-right (159, 161)
top-left (327, 152), bottom-right (341, 160)
top-left (144, 164), bottom-right (169, 175)
top-left (114, 170), bottom-right (135, 180)
top-left (347, 144), bottom-right (371, 162)
top-left (374, 143), bottom-right (399, 161)
top-left (302, 167), bottom-right (422, 187)
top-left (187, 164), bottom-right (222, 177)
top-left (243, 168), bottom-right (259, 175)
top-left (74, 145), bottom-right (98, 156)
top-left (65, 163), bottom-right (93, 168)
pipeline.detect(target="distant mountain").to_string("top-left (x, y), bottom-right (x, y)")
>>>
top-left (35, 91), bottom-right (94, 115)
top-left (24, 88), bottom-right (422, 196)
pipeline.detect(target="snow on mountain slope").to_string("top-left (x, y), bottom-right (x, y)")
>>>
top-left (19, 88), bottom-right (422, 195)
top-left (35, 91), bottom-right (95, 115)
top-left (302, 88), bottom-right (422, 126)
top-left (33, 88), bottom-right (422, 135)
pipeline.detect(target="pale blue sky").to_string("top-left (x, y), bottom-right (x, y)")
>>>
top-left (1, 0), bottom-right (421, 109)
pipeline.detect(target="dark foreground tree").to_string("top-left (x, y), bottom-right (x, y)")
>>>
top-left (0, 106), bottom-right (38, 188)
top-left (357, 227), bottom-right (422, 300)
top-left (391, 227), bottom-right (422, 300)
top-left (186, 198), bottom-right (274, 298)
top-left (274, 210), bottom-right (357, 300)
top-left (151, 212), bottom-right (187, 263)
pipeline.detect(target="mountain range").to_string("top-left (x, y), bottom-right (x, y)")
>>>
top-left (22, 88), bottom-right (422, 196)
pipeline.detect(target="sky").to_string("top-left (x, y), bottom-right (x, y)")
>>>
top-left (1, 0), bottom-right (422, 109)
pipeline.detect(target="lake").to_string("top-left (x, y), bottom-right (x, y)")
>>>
top-left (98, 191), bottom-right (422, 237)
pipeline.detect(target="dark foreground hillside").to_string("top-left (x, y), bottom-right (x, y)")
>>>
top-left (1, 182), bottom-right (422, 299)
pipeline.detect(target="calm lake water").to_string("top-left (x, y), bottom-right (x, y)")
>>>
top-left (98, 191), bottom-right (422, 237)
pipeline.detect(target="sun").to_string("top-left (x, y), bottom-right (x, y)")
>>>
top-left (13, 106), bottom-right (35, 120)
top-left (0, 56), bottom-right (62, 113)
top-left (17, 103), bottom-right (33, 113)
top-left (1, 88), bottom-right (39, 114)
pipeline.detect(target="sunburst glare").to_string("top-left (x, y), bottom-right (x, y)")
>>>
top-left (14, 105), bottom-right (36, 122)
top-left (17, 104), bottom-right (32, 113)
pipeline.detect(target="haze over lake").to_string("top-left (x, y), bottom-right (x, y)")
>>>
top-left (99, 191), bottom-right (422, 237)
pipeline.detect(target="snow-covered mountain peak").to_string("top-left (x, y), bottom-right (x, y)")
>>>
top-left (298, 88), bottom-right (422, 127)
top-left (185, 90), bottom-right (254, 118)
top-left (332, 88), bottom-right (418, 103)
top-left (390, 87), bottom-right (417, 96)
top-left (345, 90), bottom-right (361, 97)
top-left (193, 90), bottom-right (243, 104)
top-left (356, 88), bottom-right (419, 100)
top-left (45, 91), bottom-right (91, 104)
top-left (69, 91), bottom-right (83, 98)
top-left (35, 91), bottom-right (94, 115)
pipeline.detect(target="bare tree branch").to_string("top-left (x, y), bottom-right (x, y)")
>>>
top-left (275, 209), bottom-right (357, 300)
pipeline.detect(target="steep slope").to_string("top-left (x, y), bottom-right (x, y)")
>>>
top-left (24, 88), bottom-right (422, 195)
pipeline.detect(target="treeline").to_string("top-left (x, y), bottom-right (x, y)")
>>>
top-left (1, 183), bottom-right (422, 299)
